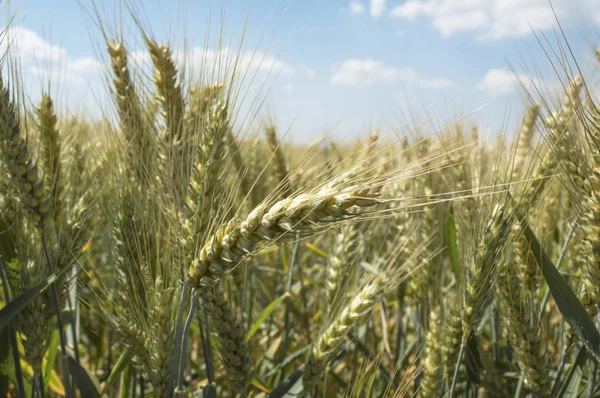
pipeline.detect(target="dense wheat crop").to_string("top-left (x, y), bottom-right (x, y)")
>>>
top-left (3, 4), bottom-right (600, 398)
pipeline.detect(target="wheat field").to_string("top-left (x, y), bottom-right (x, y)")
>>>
top-left (2, 3), bottom-right (600, 398)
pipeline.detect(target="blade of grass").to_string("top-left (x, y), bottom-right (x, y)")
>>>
top-left (247, 292), bottom-right (289, 343)
top-left (66, 355), bottom-right (101, 398)
top-left (0, 262), bottom-right (73, 330)
top-left (102, 349), bottom-right (129, 394)
top-left (268, 365), bottom-right (304, 398)
top-left (518, 215), bottom-right (600, 361)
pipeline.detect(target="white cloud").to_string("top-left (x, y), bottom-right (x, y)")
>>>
top-left (390, 0), bottom-right (596, 40)
top-left (390, 0), bottom-right (432, 19)
top-left (370, 0), bottom-right (386, 18)
top-left (3, 26), bottom-right (67, 62)
top-left (476, 68), bottom-right (537, 97)
top-left (284, 83), bottom-right (296, 92)
top-left (420, 77), bottom-right (453, 88)
top-left (349, 1), bottom-right (366, 14)
top-left (331, 58), bottom-right (452, 88)
top-left (300, 64), bottom-right (316, 78)
top-left (1, 26), bottom-right (103, 85)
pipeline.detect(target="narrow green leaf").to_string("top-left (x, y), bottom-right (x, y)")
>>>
top-left (519, 217), bottom-right (600, 361)
top-left (246, 292), bottom-right (289, 342)
top-left (0, 322), bottom-right (9, 396)
top-left (67, 355), bottom-right (101, 398)
top-left (267, 366), bottom-right (304, 398)
top-left (0, 265), bottom-right (73, 330)
top-left (103, 349), bottom-right (129, 394)
top-left (44, 329), bottom-right (60, 386)
top-left (445, 204), bottom-right (460, 284)
top-left (265, 347), bottom-right (310, 377)
top-left (556, 348), bottom-right (586, 398)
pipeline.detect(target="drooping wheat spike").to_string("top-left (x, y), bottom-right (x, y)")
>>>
top-left (265, 123), bottom-right (292, 197)
top-left (181, 101), bottom-right (229, 265)
top-left (36, 93), bottom-right (62, 220)
top-left (147, 39), bottom-right (185, 143)
top-left (200, 287), bottom-right (250, 392)
top-left (303, 276), bottom-right (384, 387)
top-left (497, 258), bottom-right (549, 395)
top-left (513, 103), bottom-right (540, 179)
top-left (187, 185), bottom-right (380, 290)
top-left (0, 77), bottom-right (50, 226)
top-left (419, 309), bottom-right (443, 397)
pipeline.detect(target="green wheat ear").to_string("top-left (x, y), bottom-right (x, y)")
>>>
top-left (0, 78), bottom-right (50, 226)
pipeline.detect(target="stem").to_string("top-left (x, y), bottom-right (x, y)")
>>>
top-left (197, 299), bottom-right (215, 384)
top-left (449, 344), bottom-right (465, 397)
top-left (395, 283), bottom-right (406, 365)
top-left (490, 305), bottom-right (499, 364)
top-left (41, 233), bottom-right (72, 398)
top-left (177, 289), bottom-right (197, 392)
top-left (590, 361), bottom-right (598, 398)
top-left (279, 235), bottom-right (300, 377)
top-left (67, 263), bottom-right (80, 364)
top-left (514, 375), bottom-right (524, 397)
top-left (550, 344), bottom-right (570, 397)
top-left (168, 279), bottom-right (189, 397)
top-left (38, 374), bottom-right (46, 398)
top-left (119, 364), bottom-right (132, 398)
top-left (130, 369), bottom-right (136, 397)
top-left (139, 375), bottom-right (145, 398)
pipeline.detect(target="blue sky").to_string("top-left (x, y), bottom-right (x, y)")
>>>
top-left (4, 0), bottom-right (600, 143)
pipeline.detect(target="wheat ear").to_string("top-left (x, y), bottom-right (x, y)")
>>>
top-left (147, 39), bottom-right (185, 143)
top-left (265, 123), bottom-right (292, 197)
top-left (497, 259), bottom-right (549, 396)
top-left (461, 203), bottom-right (511, 343)
top-left (303, 277), bottom-right (384, 387)
top-left (0, 78), bottom-right (50, 226)
top-left (419, 309), bottom-right (443, 397)
top-left (199, 287), bottom-right (250, 392)
top-left (181, 101), bottom-right (229, 265)
top-left (513, 103), bottom-right (540, 179)
top-left (36, 93), bottom-right (62, 221)
top-left (187, 185), bottom-right (380, 290)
